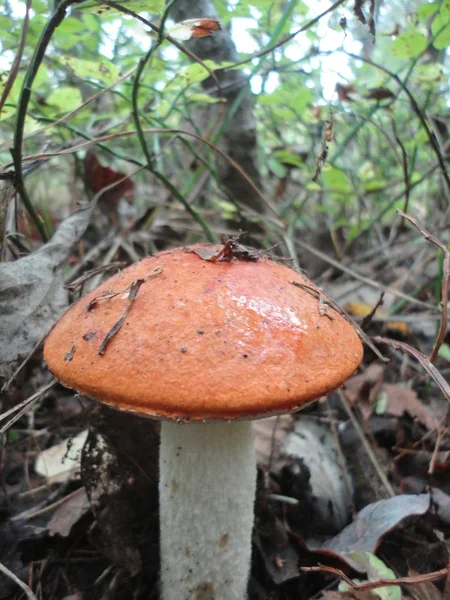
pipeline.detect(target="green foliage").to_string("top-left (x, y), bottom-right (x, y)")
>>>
top-left (340, 552), bottom-right (401, 600)
top-left (0, 0), bottom-right (448, 243)
top-left (391, 30), bottom-right (428, 58)
top-left (64, 56), bottom-right (121, 85)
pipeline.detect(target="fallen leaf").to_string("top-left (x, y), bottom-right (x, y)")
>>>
top-left (282, 419), bottom-right (353, 532)
top-left (35, 430), bottom-right (88, 483)
top-left (344, 366), bottom-right (439, 430)
top-left (0, 205), bottom-right (94, 383)
top-left (322, 494), bottom-right (430, 557)
top-left (48, 487), bottom-right (90, 537)
top-left (380, 384), bottom-right (438, 430)
top-left (253, 414), bottom-right (294, 470)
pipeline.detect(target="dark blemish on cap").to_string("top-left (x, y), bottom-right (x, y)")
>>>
top-left (83, 331), bottom-right (96, 342)
top-left (181, 346), bottom-right (188, 353)
top-left (64, 345), bottom-right (76, 362)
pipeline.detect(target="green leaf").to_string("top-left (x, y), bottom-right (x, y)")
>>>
top-left (364, 180), bottom-right (385, 192)
top-left (46, 86), bottom-right (83, 114)
top-left (412, 63), bottom-right (442, 82)
top-left (273, 150), bottom-right (305, 168)
top-left (64, 56), bottom-right (120, 85)
top-left (177, 61), bottom-right (233, 86)
top-left (431, 13), bottom-right (450, 49)
top-left (416, 2), bottom-right (438, 19)
top-left (323, 167), bottom-right (352, 193)
top-left (53, 17), bottom-right (87, 49)
top-left (76, 0), bottom-right (164, 16)
top-left (0, 104), bottom-right (16, 121)
top-left (438, 343), bottom-right (450, 362)
top-left (187, 93), bottom-right (224, 105)
top-left (442, 0), bottom-right (450, 17)
top-left (32, 0), bottom-right (49, 14)
top-left (258, 87), bottom-right (313, 115)
top-left (306, 181), bottom-right (322, 191)
top-left (391, 31), bottom-right (428, 58)
top-left (267, 156), bottom-right (287, 178)
top-left (340, 552), bottom-right (401, 600)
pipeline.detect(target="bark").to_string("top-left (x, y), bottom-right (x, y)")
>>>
top-left (169, 0), bottom-right (266, 215)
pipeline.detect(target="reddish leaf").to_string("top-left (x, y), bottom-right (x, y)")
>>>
top-left (336, 83), bottom-right (356, 102)
top-left (84, 151), bottom-right (134, 206)
top-left (365, 87), bottom-right (395, 101)
top-left (168, 18), bottom-right (221, 41)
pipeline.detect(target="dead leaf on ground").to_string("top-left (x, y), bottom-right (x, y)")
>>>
top-left (48, 487), bottom-right (90, 537)
top-left (282, 420), bottom-right (353, 532)
top-left (0, 205), bottom-right (93, 383)
top-left (345, 364), bottom-right (439, 430)
top-left (253, 414), bottom-right (294, 470)
top-left (35, 430), bottom-right (88, 483)
top-left (321, 494), bottom-right (430, 559)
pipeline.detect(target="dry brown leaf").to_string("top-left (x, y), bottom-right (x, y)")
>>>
top-left (253, 414), bottom-right (294, 470)
top-left (48, 487), bottom-right (90, 537)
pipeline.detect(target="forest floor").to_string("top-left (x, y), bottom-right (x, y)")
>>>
top-left (1, 206), bottom-right (450, 600)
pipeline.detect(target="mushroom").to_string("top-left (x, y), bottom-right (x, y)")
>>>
top-left (44, 244), bottom-right (363, 600)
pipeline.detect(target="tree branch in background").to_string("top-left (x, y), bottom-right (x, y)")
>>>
top-left (0, 0), bottom-right (31, 115)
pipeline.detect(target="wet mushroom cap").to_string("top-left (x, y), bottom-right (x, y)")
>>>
top-left (44, 245), bottom-right (363, 420)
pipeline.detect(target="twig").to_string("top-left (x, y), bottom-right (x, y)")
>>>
top-left (0, 0), bottom-right (32, 114)
top-left (1, 335), bottom-right (48, 392)
top-left (301, 563), bottom-right (448, 592)
top-left (291, 281), bottom-right (388, 361)
top-left (397, 210), bottom-right (449, 363)
top-left (0, 379), bottom-right (57, 434)
top-left (339, 390), bottom-right (396, 498)
top-left (0, 562), bottom-right (38, 600)
top-left (294, 237), bottom-right (438, 312)
top-left (64, 262), bottom-right (126, 293)
top-left (94, 266), bottom-right (163, 355)
top-left (428, 419), bottom-right (444, 475)
top-left (11, 486), bottom-right (85, 522)
top-left (373, 337), bottom-right (450, 403)
top-left (360, 292), bottom-right (385, 330)
top-left (223, 0), bottom-right (347, 71)
top-left (391, 121), bottom-right (410, 214)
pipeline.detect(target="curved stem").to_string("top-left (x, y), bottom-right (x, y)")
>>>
top-left (11, 0), bottom-right (74, 241)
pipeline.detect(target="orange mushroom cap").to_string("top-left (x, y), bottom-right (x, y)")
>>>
top-left (44, 245), bottom-right (363, 421)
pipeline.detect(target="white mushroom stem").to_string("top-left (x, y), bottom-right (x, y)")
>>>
top-left (159, 420), bottom-right (257, 600)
